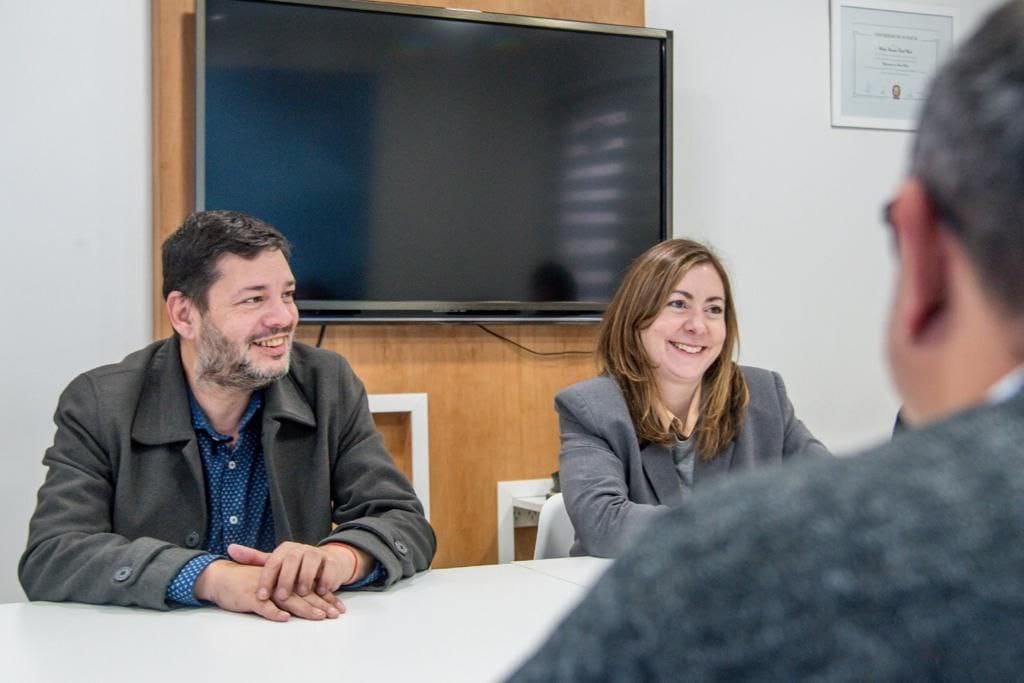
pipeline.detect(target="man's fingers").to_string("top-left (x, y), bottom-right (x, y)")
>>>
top-left (275, 593), bottom-right (328, 620)
top-left (317, 544), bottom-right (356, 594)
top-left (200, 559), bottom-right (343, 623)
top-left (227, 543), bottom-right (270, 567)
top-left (250, 542), bottom-right (346, 601)
top-left (317, 562), bottom-right (347, 595)
top-left (256, 555), bottom-right (284, 601)
top-left (252, 598), bottom-right (291, 623)
top-left (274, 553), bottom-right (303, 601)
top-left (309, 583), bottom-right (345, 612)
top-left (299, 591), bottom-right (345, 618)
top-left (296, 550), bottom-right (324, 596)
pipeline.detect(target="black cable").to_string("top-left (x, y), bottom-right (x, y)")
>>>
top-left (475, 324), bottom-right (592, 357)
top-left (315, 324), bottom-right (326, 348)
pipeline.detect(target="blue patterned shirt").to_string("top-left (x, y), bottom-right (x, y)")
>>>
top-left (165, 390), bottom-right (384, 606)
top-left (166, 391), bottom-right (274, 605)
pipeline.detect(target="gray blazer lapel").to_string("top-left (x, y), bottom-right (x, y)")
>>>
top-left (641, 443), bottom-right (684, 506)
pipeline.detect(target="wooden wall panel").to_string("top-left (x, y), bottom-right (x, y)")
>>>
top-left (152, 0), bottom-right (195, 339)
top-left (374, 0), bottom-right (642, 25)
top-left (294, 324), bottom-right (598, 567)
top-left (152, 0), bottom-right (639, 567)
top-left (374, 412), bottom-right (412, 482)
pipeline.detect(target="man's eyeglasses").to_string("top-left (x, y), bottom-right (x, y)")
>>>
top-left (882, 200), bottom-right (897, 233)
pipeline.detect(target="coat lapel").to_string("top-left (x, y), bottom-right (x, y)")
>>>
top-left (262, 372), bottom-right (318, 542)
top-left (130, 337), bottom-right (205, 487)
top-left (263, 373), bottom-right (316, 429)
top-left (641, 442), bottom-right (684, 506)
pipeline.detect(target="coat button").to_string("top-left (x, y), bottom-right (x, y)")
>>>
top-left (113, 566), bottom-right (133, 582)
top-left (185, 531), bottom-right (201, 548)
top-left (394, 540), bottom-right (408, 555)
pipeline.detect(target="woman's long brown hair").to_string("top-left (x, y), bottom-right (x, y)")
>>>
top-left (597, 239), bottom-right (749, 459)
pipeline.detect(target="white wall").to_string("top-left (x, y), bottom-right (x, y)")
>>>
top-left (646, 0), bottom-right (1001, 453)
top-left (0, 2), bottom-right (151, 602)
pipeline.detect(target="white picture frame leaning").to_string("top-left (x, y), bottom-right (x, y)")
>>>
top-left (830, 0), bottom-right (957, 131)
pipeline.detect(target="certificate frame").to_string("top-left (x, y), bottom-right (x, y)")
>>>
top-left (830, 0), bottom-right (957, 131)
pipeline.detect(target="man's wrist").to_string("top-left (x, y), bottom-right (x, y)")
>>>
top-left (167, 554), bottom-right (222, 606)
top-left (192, 558), bottom-right (232, 603)
top-left (324, 543), bottom-right (373, 585)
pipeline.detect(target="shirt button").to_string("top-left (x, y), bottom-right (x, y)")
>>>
top-left (229, 515), bottom-right (239, 525)
top-left (228, 461), bottom-right (237, 470)
top-left (113, 566), bottom-right (133, 582)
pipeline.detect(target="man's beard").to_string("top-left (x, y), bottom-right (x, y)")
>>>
top-left (195, 318), bottom-right (292, 391)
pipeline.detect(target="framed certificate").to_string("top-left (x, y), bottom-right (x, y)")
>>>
top-left (830, 0), bottom-right (957, 130)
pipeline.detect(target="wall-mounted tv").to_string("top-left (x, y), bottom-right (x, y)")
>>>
top-left (197, 0), bottom-right (672, 322)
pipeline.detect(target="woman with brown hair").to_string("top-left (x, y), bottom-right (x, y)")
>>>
top-left (559, 239), bottom-right (829, 557)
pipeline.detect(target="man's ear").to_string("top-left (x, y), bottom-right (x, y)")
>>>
top-left (166, 291), bottom-right (199, 339)
top-left (891, 179), bottom-right (953, 344)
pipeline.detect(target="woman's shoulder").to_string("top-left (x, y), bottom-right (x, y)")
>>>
top-left (738, 364), bottom-right (779, 390)
top-left (556, 375), bottom-right (629, 420)
top-left (738, 364), bottom-right (792, 411)
top-left (558, 374), bottom-right (624, 403)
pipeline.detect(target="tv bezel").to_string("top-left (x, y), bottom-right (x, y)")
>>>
top-left (195, 0), bottom-right (673, 324)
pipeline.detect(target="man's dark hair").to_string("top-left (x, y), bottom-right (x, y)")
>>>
top-left (911, 0), bottom-right (1024, 316)
top-left (161, 210), bottom-right (291, 311)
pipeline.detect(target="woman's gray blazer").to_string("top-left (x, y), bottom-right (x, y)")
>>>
top-left (558, 366), bottom-right (829, 557)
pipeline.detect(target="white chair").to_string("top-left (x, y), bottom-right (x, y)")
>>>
top-left (533, 493), bottom-right (575, 560)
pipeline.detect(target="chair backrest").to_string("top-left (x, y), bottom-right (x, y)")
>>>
top-left (533, 493), bottom-right (575, 560)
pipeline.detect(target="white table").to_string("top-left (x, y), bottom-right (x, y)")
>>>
top-left (0, 558), bottom-right (612, 683)
top-left (513, 556), bottom-right (611, 587)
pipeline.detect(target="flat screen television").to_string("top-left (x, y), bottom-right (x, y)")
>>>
top-left (197, 0), bottom-right (672, 322)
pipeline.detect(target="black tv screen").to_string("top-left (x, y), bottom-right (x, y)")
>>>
top-left (198, 0), bottom-right (671, 321)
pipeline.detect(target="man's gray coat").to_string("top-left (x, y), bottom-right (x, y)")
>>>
top-left (19, 337), bottom-right (435, 609)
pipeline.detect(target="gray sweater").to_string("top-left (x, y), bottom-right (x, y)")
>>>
top-left (510, 391), bottom-right (1024, 681)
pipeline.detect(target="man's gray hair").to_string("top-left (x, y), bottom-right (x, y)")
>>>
top-left (911, 0), bottom-right (1024, 316)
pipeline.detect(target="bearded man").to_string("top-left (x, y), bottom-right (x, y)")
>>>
top-left (20, 210), bottom-right (435, 621)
